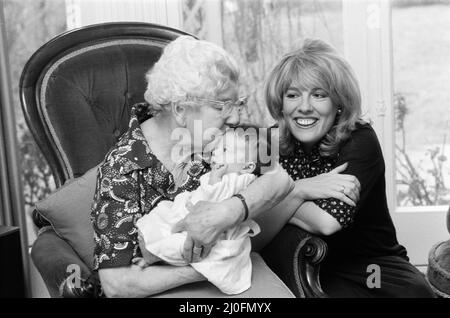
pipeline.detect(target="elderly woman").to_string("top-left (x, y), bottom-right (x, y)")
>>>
top-left (264, 39), bottom-right (435, 297)
top-left (90, 36), bottom-right (294, 297)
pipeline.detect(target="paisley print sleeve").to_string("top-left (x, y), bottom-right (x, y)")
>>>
top-left (91, 165), bottom-right (142, 270)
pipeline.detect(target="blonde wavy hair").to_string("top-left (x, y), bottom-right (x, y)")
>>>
top-left (265, 38), bottom-right (365, 157)
top-left (144, 35), bottom-right (240, 113)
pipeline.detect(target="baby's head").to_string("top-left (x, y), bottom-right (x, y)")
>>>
top-left (210, 126), bottom-right (269, 176)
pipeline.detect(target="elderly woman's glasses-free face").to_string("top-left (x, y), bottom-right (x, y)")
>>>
top-left (188, 96), bottom-right (248, 118)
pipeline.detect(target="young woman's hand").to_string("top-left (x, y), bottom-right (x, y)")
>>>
top-left (295, 163), bottom-right (361, 206)
top-left (171, 198), bottom-right (243, 263)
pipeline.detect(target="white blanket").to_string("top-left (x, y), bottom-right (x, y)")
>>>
top-left (136, 172), bottom-right (260, 295)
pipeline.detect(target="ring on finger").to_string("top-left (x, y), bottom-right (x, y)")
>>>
top-left (193, 245), bottom-right (204, 255)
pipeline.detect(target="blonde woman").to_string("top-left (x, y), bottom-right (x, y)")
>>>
top-left (265, 39), bottom-right (434, 297)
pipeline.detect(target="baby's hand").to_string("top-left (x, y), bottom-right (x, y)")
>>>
top-left (209, 164), bottom-right (228, 185)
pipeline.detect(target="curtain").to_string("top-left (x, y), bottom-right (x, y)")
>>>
top-left (0, 0), bottom-right (30, 296)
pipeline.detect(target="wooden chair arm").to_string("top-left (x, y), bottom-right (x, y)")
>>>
top-left (261, 224), bottom-right (328, 298)
top-left (32, 209), bottom-right (51, 228)
top-left (59, 271), bottom-right (101, 298)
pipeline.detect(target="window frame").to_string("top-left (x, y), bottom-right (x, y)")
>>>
top-left (343, 0), bottom-right (448, 215)
top-left (342, 0), bottom-right (448, 265)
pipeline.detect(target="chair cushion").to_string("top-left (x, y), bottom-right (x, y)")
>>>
top-left (427, 240), bottom-right (450, 297)
top-left (35, 166), bottom-right (98, 269)
top-left (153, 253), bottom-right (295, 298)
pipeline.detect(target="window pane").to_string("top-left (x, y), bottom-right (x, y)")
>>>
top-left (183, 0), bottom-right (344, 126)
top-left (223, 0), bottom-right (343, 125)
top-left (392, 2), bottom-right (450, 207)
top-left (4, 0), bottom-right (67, 245)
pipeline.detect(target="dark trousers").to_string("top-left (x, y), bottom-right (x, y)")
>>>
top-left (321, 255), bottom-right (435, 298)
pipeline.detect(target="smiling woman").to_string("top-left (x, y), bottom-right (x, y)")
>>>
top-left (266, 39), bottom-right (363, 158)
top-left (263, 38), bottom-right (435, 297)
top-left (282, 87), bottom-right (336, 152)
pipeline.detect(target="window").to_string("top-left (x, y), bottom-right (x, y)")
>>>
top-left (392, 1), bottom-right (450, 209)
top-left (351, 0), bottom-right (449, 265)
top-left (184, 0), bottom-right (344, 126)
top-left (4, 0), bottom-right (67, 245)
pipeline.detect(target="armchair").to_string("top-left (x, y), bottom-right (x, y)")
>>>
top-left (20, 22), bottom-right (328, 298)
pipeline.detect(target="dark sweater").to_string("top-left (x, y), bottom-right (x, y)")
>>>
top-left (280, 123), bottom-right (408, 264)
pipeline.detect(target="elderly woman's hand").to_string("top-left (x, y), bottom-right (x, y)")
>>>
top-left (171, 199), bottom-right (244, 263)
top-left (295, 163), bottom-right (361, 206)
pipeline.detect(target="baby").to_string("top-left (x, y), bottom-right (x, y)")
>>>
top-left (135, 127), bottom-right (268, 295)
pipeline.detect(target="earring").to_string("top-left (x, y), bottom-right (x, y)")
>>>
top-left (337, 107), bottom-right (342, 115)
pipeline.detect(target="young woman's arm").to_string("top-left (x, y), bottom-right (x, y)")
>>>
top-left (290, 125), bottom-right (384, 236)
top-left (254, 163), bottom-right (359, 248)
top-left (288, 202), bottom-right (343, 236)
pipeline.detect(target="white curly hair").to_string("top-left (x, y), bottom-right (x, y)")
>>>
top-left (144, 35), bottom-right (240, 113)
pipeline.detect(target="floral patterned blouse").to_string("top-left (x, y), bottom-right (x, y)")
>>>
top-left (280, 140), bottom-right (355, 228)
top-left (91, 105), bottom-right (209, 270)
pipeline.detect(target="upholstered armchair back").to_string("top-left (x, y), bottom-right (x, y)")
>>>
top-left (20, 23), bottom-right (189, 187)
